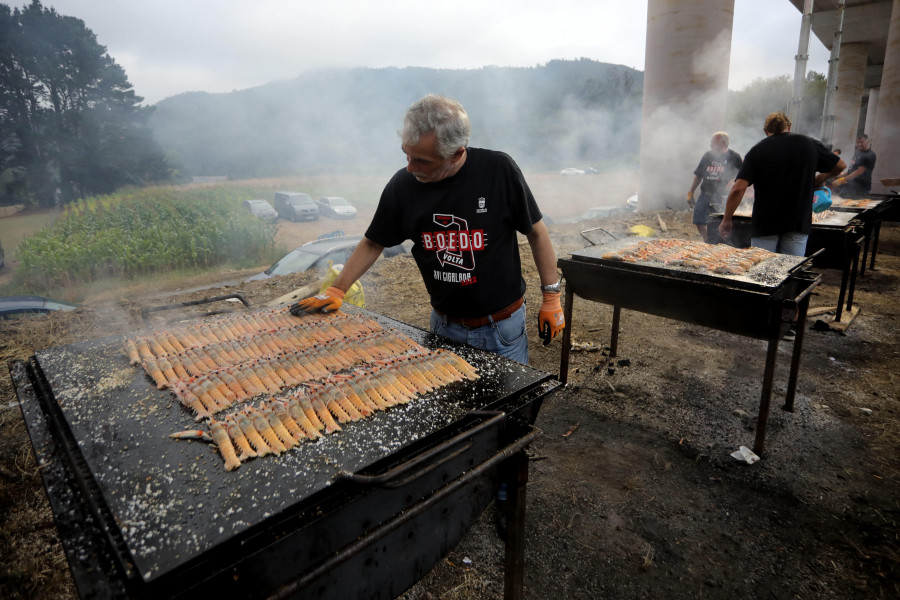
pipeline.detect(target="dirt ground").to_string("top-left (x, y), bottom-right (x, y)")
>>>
top-left (1, 195), bottom-right (898, 599)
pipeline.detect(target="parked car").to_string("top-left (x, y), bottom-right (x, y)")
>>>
top-left (317, 196), bottom-right (358, 219)
top-left (274, 191), bottom-right (319, 222)
top-left (0, 295), bottom-right (77, 319)
top-left (245, 234), bottom-right (407, 281)
top-left (560, 167), bottom-right (585, 176)
top-left (242, 199), bottom-right (277, 221)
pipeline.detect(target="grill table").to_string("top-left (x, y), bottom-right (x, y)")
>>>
top-left (829, 196), bottom-right (895, 275)
top-left (845, 194), bottom-right (900, 273)
top-left (708, 212), bottom-right (864, 322)
top-left (557, 239), bottom-right (821, 455)
top-left (10, 305), bottom-right (558, 600)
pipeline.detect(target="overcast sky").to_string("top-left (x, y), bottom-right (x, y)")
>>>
top-left (22, 0), bottom-right (831, 106)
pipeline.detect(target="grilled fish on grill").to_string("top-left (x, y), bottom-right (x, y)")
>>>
top-left (124, 306), bottom-right (479, 470)
top-left (210, 419), bottom-right (241, 471)
top-left (600, 239), bottom-right (777, 275)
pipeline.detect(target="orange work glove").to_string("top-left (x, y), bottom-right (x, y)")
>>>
top-left (290, 286), bottom-right (345, 315)
top-left (537, 291), bottom-right (565, 346)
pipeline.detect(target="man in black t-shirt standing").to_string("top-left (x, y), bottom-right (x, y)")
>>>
top-left (687, 131), bottom-right (743, 242)
top-left (832, 134), bottom-right (876, 198)
top-left (291, 94), bottom-right (564, 364)
top-left (719, 111), bottom-right (845, 256)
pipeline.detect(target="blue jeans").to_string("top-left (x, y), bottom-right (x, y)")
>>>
top-left (692, 192), bottom-right (724, 225)
top-left (751, 232), bottom-right (808, 256)
top-left (429, 303), bottom-right (529, 364)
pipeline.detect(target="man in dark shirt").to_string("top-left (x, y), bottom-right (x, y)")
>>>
top-left (719, 111), bottom-right (845, 256)
top-left (687, 131), bottom-right (743, 242)
top-left (833, 134), bottom-right (876, 198)
top-left (291, 94), bottom-right (564, 364)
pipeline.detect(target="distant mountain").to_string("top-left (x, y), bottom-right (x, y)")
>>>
top-left (148, 59), bottom-right (644, 180)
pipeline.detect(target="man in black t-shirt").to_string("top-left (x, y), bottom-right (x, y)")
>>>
top-left (291, 95), bottom-right (564, 364)
top-left (687, 131), bottom-right (742, 242)
top-left (833, 134), bottom-right (876, 198)
top-left (719, 111), bottom-right (845, 256)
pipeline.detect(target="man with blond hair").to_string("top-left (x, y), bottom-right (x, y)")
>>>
top-left (719, 112), bottom-right (845, 256)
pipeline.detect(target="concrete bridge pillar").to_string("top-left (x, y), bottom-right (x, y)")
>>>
top-left (638, 0), bottom-right (735, 212)
top-left (832, 42), bottom-right (870, 153)
top-left (872, 0), bottom-right (900, 192)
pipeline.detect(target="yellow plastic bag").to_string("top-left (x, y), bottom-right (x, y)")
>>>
top-left (321, 262), bottom-right (365, 308)
top-left (629, 224), bottom-right (656, 237)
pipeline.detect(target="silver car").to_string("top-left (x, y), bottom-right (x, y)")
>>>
top-left (317, 196), bottom-right (358, 219)
top-left (242, 199), bottom-right (278, 221)
top-left (245, 234), bottom-right (406, 281)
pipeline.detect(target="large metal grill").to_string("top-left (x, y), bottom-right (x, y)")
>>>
top-left (707, 212), bottom-right (864, 321)
top-left (10, 304), bottom-right (559, 599)
top-left (830, 195), bottom-right (898, 274)
top-left (557, 238), bottom-right (821, 455)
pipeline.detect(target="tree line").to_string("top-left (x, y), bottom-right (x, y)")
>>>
top-left (0, 0), bottom-right (170, 208)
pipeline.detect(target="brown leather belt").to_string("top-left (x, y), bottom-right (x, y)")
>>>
top-left (437, 297), bottom-right (524, 328)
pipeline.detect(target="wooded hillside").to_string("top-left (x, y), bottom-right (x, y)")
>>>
top-left (148, 59), bottom-right (645, 179)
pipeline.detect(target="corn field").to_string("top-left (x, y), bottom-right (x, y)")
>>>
top-left (15, 187), bottom-right (277, 291)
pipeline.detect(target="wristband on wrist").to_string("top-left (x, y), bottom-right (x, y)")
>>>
top-left (540, 280), bottom-right (561, 293)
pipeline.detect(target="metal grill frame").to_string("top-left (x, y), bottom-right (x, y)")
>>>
top-left (707, 213), bottom-right (864, 321)
top-left (557, 250), bottom-right (822, 456)
top-left (9, 306), bottom-right (560, 600)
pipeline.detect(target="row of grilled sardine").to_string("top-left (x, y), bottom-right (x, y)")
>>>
top-left (141, 327), bottom-right (425, 418)
top-left (126, 309), bottom-right (380, 366)
top-left (206, 349), bottom-right (478, 470)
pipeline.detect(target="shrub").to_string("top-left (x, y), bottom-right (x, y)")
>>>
top-left (15, 186), bottom-right (277, 291)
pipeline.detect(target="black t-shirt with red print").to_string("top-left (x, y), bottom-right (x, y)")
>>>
top-left (366, 148), bottom-right (542, 319)
top-left (693, 149), bottom-right (743, 197)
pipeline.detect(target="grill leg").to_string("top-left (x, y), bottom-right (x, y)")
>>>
top-left (859, 220), bottom-right (871, 276)
top-left (753, 338), bottom-right (780, 456)
top-left (609, 305), bottom-right (621, 358)
top-left (834, 241), bottom-right (851, 322)
top-left (559, 288), bottom-right (575, 384)
top-left (503, 449), bottom-right (529, 600)
top-left (846, 236), bottom-right (863, 312)
top-left (869, 220), bottom-right (882, 271)
top-left (783, 293), bottom-right (812, 412)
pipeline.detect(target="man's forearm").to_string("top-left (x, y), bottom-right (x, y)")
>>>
top-left (722, 180), bottom-right (748, 219)
top-left (819, 159), bottom-right (848, 186)
top-left (526, 220), bottom-right (560, 286)
top-left (332, 237), bottom-right (385, 291)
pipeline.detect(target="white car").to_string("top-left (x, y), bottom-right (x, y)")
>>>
top-left (560, 168), bottom-right (585, 176)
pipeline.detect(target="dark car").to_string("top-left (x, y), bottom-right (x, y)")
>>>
top-left (242, 199), bottom-right (278, 221)
top-left (317, 196), bottom-right (357, 219)
top-left (245, 234), bottom-right (407, 281)
top-left (274, 191), bottom-right (319, 222)
top-left (0, 295), bottom-right (77, 319)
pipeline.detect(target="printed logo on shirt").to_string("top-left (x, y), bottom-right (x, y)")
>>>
top-left (476, 196), bottom-right (487, 214)
top-left (706, 162), bottom-right (726, 181)
top-left (425, 214), bottom-right (484, 284)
